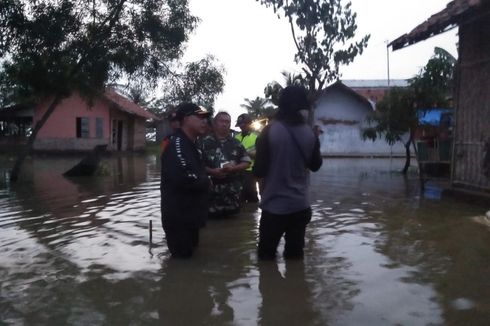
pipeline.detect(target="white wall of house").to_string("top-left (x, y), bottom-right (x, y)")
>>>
top-left (314, 87), bottom-right (406, 156)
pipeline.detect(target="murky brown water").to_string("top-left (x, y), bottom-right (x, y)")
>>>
top-left (1, 155), bottom-right (489, 325)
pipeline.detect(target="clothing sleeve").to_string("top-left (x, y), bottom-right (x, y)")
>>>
top-left (308, 136), bottom-right (323, 172)
top-left (237, 142), bottom-right (252, 164)
top-left (252, 125), bottom-right (270, 178)
top-left (162, 138), bottom-right (209, 192)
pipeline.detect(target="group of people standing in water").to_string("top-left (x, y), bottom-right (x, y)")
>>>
top-left (160, 85), bottom-right (322, 259)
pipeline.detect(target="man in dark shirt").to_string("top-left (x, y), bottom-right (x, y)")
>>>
top-left (161, 103), bottom-right (211, 258)
top-left (253, 86), bottom-right (323, 260)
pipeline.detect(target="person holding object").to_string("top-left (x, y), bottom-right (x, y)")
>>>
top-left (200, 111), bottom-right (251, 218)
top-left (253, 86), bottom-right (323, 260)
top-left (235, 113), bottom-right (259, 203)
top-left (160, 103), bottom-right (211, 258)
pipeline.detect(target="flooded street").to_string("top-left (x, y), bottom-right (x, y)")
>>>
top-left (1, 155), bottom-right (489, 325)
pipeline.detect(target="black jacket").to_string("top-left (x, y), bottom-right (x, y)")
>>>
top-left (161, 129), bottom-right (209, 228)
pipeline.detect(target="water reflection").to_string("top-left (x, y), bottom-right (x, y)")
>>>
top-left (1, 157), bottom-right (490, 325)
top-left (258, 260), bottom-right (319, 325)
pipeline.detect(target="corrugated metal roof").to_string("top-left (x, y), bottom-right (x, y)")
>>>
top-left (104, 88), bottom-right (158, 120)
top-left (342, 79), bottom-right (409, 88)
top-left (390, 0), bottom-right (488, 50)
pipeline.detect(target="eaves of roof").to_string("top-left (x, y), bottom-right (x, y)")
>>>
top-left (103, 88), bottom-right (159, 121)
top-left (390, 0), bottom-right (489, 51)
top-left (320, 81), bottom-right (374, 110)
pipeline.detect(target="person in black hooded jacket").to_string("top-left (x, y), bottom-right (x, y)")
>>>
top-left (161, 103), bottom-right (211, 258)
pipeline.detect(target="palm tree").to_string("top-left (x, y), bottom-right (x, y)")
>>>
top-left (240, 97), bottom-right (276, 119)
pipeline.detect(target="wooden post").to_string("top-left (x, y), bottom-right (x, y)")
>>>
top-left (149, 220), bottom-right (153, 245)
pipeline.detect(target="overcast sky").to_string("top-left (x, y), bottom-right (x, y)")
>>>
top-left (182, 0), bottom-right (458, 122)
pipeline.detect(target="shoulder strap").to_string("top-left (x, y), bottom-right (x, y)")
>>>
top-left (278, 122), bottom-right (308, 165)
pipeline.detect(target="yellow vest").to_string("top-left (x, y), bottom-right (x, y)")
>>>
top-left (235, 132), bottom-right (258, 171)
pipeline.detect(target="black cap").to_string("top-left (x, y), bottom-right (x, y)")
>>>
top-left (235, 113), bottom-right (253, 126)
top-left (175, 103), bottom-right (211, 121)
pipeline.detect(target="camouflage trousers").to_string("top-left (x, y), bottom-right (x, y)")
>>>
top-left (209, 179), bottom-right (243, 217)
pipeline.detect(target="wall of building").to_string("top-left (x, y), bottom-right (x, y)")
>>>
top-left (314, 88), bottom-right (406, 156)
top-left (452, 15), bottom-right (490, 191)
top-left (33, 93), bottom-right (148, 152)
top-left (33, 94), bottom-right (111, 151)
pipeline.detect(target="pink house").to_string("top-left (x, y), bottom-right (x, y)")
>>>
top-left (33, 89), bottom-right (157, 152)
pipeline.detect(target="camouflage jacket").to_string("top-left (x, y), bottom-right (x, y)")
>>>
top-left (199, 134), bottom-right (251, 180)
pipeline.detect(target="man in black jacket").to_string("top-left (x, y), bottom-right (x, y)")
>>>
top-left (161, 103), bottom-right (211, 258)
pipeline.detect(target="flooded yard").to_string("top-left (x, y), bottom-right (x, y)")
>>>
top-left (1, 155), bottom-right (489, 325)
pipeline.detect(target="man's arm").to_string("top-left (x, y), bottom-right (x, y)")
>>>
top-left (308, 136), bottom-right (323, 172)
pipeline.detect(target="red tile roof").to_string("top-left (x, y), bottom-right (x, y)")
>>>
top-left (390, 0), bottom-right (488, 50)
top-left (104, 88), bottom-right (158, 120)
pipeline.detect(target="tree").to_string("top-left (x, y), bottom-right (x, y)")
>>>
top-left (363, 87), bottom-right (417, 174)
top-left (362, 47), bottom-right (456, 174)
top-left (159, 55), bottom-right (225, 113)
top-left (0, 0), bottom-right (198, 182)
top-left (256, 0), bottom-right (369, 98)
top-left (114, 55), bottom-right (225, 116)
top-left (240, 97), bottom-right (276, 119)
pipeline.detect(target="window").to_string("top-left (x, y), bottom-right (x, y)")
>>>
top-left (96, 118), bottom-right (103, 139)
top-left (76, 117), bottom-right (90, 138)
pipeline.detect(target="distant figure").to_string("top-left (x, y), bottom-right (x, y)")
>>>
top-left (235, 113), bottom-right (259, 203)
top-left (160, 103), bottom-right (211, 258)
top-left (253, 86), bottom-right (322, 260)
top-left (63, 144), bottom-right (107, 177)
top-left (199, 111), bottom-right (251, 218)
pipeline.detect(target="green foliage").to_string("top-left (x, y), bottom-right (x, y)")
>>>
top-left (240, 97), bottom-right (276, 119)
top-left (118, 55), bottom-right (225, 116)
top-left (0, 0), bottom-right (198, 105)
top-left (362, 47), bottom-right (456, 173)
top-left (363, 87), bottom-right (415, 145)
top-left (363, 47), bottom-right (456, 145)
top-left (256, 0), bottom-right (370, 95)
top-left (409, 47), bottom-right (456, 108)
top-left (159, 55), bottom-right (225, 111)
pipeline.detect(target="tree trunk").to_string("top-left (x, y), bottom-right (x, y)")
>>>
top-left (402, 139), bottom-right (411, 175)
top-left (10, 95), bottom-right (63, 182)
top-left (401, 131), bottom-right (414, 175)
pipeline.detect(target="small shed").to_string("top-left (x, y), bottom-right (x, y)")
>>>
top-left (390, 0), bottom-right (490, 193)
top-left (314, 81), bottom-right (406, 156)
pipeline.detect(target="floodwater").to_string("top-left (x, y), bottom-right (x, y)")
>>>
top-left (1, 154), bottom-right (489, 325)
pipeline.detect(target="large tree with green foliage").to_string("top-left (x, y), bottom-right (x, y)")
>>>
top-left (159, 55), bottom-right (225, 113)
top-left (256, 0), bottom-right (370, 98)
top-left (119, 55), bottom-right (225, 116)
top-left (362, 47), bottom-right (456, 174)
top-left (0, 0), bottom-right (198, 181)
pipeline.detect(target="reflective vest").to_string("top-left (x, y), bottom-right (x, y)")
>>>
top-left (235, 131), bottom-right (258, 171)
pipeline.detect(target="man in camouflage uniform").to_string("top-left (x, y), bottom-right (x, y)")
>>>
top-left (200, 111), bottom-right (251, 218)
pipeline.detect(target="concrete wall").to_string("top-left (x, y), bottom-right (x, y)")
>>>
top-left (33, 93), bottom-right (147, 152)
top-left (34, 94), bottom-right (111, 151)
top-left (314, 88), bottom-right (406, 156)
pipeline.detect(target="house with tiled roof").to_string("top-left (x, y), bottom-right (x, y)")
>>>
top-left (1, 88), bottom-right (158, 152)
